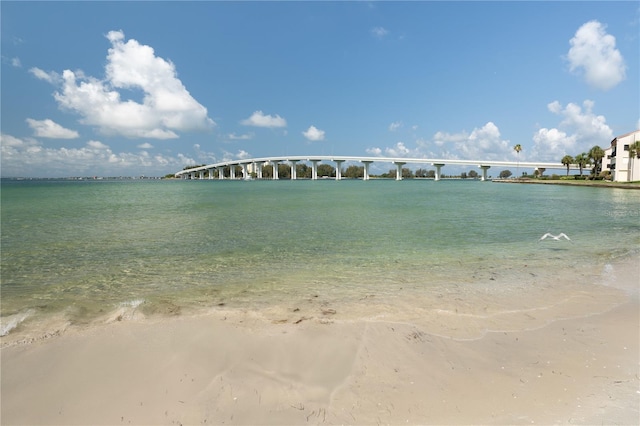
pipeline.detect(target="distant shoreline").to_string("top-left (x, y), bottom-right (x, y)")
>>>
top-left (493, 178), bottom-right (640, 190)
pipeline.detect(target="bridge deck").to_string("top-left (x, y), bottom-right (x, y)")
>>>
top-left (175, 155), bottom-right (577, 177)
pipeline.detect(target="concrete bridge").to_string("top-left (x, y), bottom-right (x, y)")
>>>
top-left (175, 155), bottom-right (578, 181)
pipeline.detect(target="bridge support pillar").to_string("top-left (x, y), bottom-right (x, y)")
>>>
top-left (334, 160), bottom-right (344, 180)
top-left (362, 160), bottom-right (373, 180)
top-left (289, 160), bottom-right (299, 180)
top-left (255, 162), bottom-right (264, 179)
top-left (217, 166), bottom-right (224, 179)
top-left (309, 160), bottom-right (320, 180)
top-left (480, 165), bottom-right (491, 181)
top-left (394, 162), bottom-right (406, 181)
top-left (241, 163), bottom-right (250, 180)
top-left (208, 169), bottom-right (214, 179)
top-left (271, 161), bottom-right (280, 180)
top-left (433, 163), bottom-right (445, 181)
top-left (198, 170), bottom-right (204, 180)
top-left (230, 165), bottom-right (236, 180)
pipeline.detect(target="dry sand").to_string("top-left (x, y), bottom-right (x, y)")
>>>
top-left (2, 256), bottom-right (638, 425)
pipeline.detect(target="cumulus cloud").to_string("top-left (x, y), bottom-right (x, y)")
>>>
top-left (371, 27), bottom-right (389, 39)
top-left (531, 100), bottom-right (613, 160)
top-left (532, 129), bottom-right (578, 161)
top-left (431, 122), bottom-right (510, 160)
top-left (241, 111), bottom-right (287, 128)
top-left (567, 20), bottom-right (626, 90)
top-left (35, 30), bottom-right (214, 139)
top-left (11, 57), bottom-right (21, 68)
top-left (26, 118), bottom-right (79, 139)
top-left (365, 147), bottom-right (382, 156)
top-left (367, 122), bottom-right (511, 161)
top-left (221, 149), bottom-right (252, 163)
top-left (384, 142), bottom-right (414, 157)
top-left (388, 121), bottom-right (402, 131)
top-left (0, 133), bottom-right (194, 177)
top-left (137, 142), bottom-right (154, 149)
top-left (302, 125), bottom-right (325, 141)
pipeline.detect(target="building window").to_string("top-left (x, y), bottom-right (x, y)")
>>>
top-left (624, 144), bottom-right (629, 151)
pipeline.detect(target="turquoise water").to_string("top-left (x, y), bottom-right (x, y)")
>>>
top-left (1, 179), bottom-right (639, 339)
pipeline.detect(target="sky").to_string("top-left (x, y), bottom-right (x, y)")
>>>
top-left (1, 1), bottom-right (638, 178)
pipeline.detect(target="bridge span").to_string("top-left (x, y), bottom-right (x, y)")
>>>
top-left (175, 155), bottom-right (577, 181)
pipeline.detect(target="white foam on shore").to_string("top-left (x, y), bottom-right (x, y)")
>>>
top-left (103, 299), bottom-right (146, 323)
top-left (0, 309), bottom-right (35, 337)
top-left (119, 299), bottom-right (145, 309)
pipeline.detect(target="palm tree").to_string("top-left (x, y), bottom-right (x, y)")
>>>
top-left (561, 155), bottom-right (574, 176)
top-left (588, 145), bottom-right (605, 178)
top-left (574, 153), bottom-right (589, 177)
top-left (628, 140), bottom-right (640, 181)
top-left (513, 144), bottom-right (522, 178)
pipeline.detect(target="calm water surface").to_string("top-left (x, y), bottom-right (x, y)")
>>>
top-left (1, 179), bottom-right (639, 339)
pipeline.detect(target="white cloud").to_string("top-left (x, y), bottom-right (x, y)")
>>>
top-left (567, 20), bottom-right (626, 90)
top-left (0, 133), bottom-right (193, 177)
top-left (388, 121), bottom-right (402, 131)
top-left (532, 100), bottom-right (613, 160)
top-left (221, 149), bottom-right (252, 162)
top-left (371, 27), bottom-right (389, 39)
top-left (302, 125), bottom-right (325, 141)
top-left (531, 128), bottom-right (577, 161)
top-left (365, 147), bottom-right (382, 156)
top-left (26, 118), bottom-right (79, 139)
top-left (137, 142), bottom-right (154, 149)
top-left (367, 122), bottom-right (511, 161)
top-left (193, 144), bottom-right (218, 164)
top-left (430, 122), bottom-right (510, 160)
top-left (241, 111), bottom-right (287, 128)
top-left (237, 150), bottom-right (251, 160)
top-left (40, 30), bottom-right (214, 139)
top-left (11, 57), bottom-right (21, 68)
top-left (226, 132), bottom-right (254, 140)
top-left (30, 67), bottom-right (59, 83)
top-left (384, 141), bottom-right (414, 157)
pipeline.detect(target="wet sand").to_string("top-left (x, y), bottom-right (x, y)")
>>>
top-left (2, 256), bottom-right (638, 425)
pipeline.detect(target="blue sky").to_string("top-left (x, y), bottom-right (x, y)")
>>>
top-left (1, 1), bottom-right (638, 177)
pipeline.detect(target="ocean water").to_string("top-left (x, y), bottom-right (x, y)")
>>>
top-left (1, 179), bottom-right (639, 342)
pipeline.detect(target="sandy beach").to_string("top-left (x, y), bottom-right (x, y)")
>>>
top-left (2, 255), bottom-right (639, 425)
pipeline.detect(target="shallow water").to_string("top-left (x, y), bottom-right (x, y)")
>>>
top-left (1, 179), bottom-right (639, 342)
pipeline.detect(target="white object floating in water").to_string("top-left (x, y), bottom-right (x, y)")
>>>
top-left (538, 232), bottom-right (571, 242)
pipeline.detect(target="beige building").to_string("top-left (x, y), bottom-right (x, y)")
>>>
top-left (603, 130), bottom-right (640, 182)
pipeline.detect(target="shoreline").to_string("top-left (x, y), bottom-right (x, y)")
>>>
top-left (493, 178), bottom-right (640, 189)
top-left (2, 256), bottom-right (638, 425)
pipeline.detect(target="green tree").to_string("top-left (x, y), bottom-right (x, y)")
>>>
top-left (628, 140), bottom-right (640, 181)
top-left (402, 168), bottom-right (414, 179)
top-left (344, 165), bottom-right (364, 178)
top-left (499, 170), bottom-right (512, 178)
top-left (415, 168), bottom-right (431, 178)
top-left (317, 164), bottom-right (335, 178)
top-left (588, 145), bottom-right (605, 178)
top-left (561, 155), bottom-right (574, 176)
top-left (296, 163), bottom-right (311, 179)
top-left (277, 164), bottom-right (291, 179)
top-left (513, 144), bottom-right (522, 178)
top-left (574, 153), bottom-right (589, 176)
top-left (468, 170), bottom-right (478, 179)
